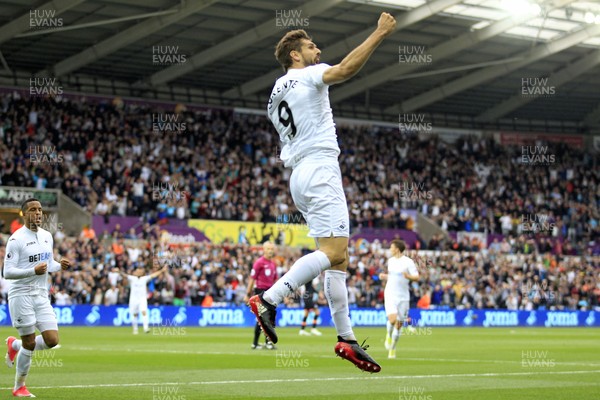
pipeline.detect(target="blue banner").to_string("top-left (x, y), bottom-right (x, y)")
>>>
top-left (0, 304), bottom-right (597, 327)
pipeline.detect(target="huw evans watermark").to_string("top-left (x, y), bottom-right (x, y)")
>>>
top-left (275, 10), bottom-right (309, 27)
top-left (151, 113), bottom-right (187, 133)
top-left (29, 77), bottom-right (63, 96)
top-left (151, 182), bottom-right (188, 206)
top-left (152, 386), bottom-right (186, 400)
top-left (30, 9), bottom-right (63, 29)
top-left (399, 114), bottom-right (432, 133)
top-left (521, 145), bottom-right (555, 165)
top-left (521, 77), bottom-right (555, 98)
top-left (399, 45), bottom-right (432, 64)
top-left (275, 349), bottom-right (310, 368)
top-left (399, 386), bottom-right (432, 400)
top-left (394, 182), bottom-right (433, 201)
top-left (520, 214), bottom-right (555, 233)
top-left (152, 45), bottom-right (187, 66)
top-left (521, 350), bottom-right (555, 368)
top-left (29, 145), bottom-right (64, 165)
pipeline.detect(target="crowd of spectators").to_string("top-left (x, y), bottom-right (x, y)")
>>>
top-left (0, 230), bottom-right (597, 311)
top-left (0, 93), bottom-right (598, 311)
top-left (1, 93), bottom-right (598, 252)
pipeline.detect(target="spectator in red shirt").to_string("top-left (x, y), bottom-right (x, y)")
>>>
top-left (244, 242), bottom-right (278, 349)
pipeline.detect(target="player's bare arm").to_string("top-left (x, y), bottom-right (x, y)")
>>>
top-left (244, 277), bottom-right (255, 302)
top-left (323, 12), bottom-right (396, 85)
top-left (148, 266), bottom-right (167, 279)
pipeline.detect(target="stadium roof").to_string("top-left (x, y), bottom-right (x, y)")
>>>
top-left (1, 0), bottom-right (600, 134)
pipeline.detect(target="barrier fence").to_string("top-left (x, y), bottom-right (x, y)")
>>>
top-left (0, 305), bottom-right (597, 328)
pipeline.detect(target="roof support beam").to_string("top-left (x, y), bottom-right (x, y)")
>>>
top-left (389, 22), bottom-right (600, 114)
top-left (331, 0), bottom-right (575, 105)
top-left (476, 48), bottom-right (600, 122)
top-left (0, 0), bottom-right (84, 45)
top-left (43, 0), bottom-right (217, 78)
top-left (143, 0), bottom-right (344, 88)
top-left (222, 0), bottom-right (463, 100)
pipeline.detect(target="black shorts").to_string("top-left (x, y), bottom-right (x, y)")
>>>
top-left (304, 296), bottom-right (315, 310)
top-left (254, 288), bottom-right (266, 296)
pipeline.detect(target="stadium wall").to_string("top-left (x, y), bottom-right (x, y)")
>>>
top-left (0, 305), bottom-right (597, 328)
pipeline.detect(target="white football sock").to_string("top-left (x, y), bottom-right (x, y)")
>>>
top-left (263, 250), bottom-right (330, 306)
top-left (15, 348), bottom-right (32, 390)
top-left (12, 339), bottom-right (22, 352)
top-left (142, 313), bottom-right (149, 331)
top-left (391, 327), bottom-right (400, 350)
top-left (34, 335), bottom-right (49, 351)
top-left (132, 316), bottom-right (139, 331)
top-left (325, 269), bottom-right (355, 341)
top-left (386, 320), bottom-right (394, 337)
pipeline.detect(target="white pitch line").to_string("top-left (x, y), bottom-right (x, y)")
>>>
top-left (66, 346), bottom-right (600, 367)
top-left (8, 370), bottom-right (600, 390)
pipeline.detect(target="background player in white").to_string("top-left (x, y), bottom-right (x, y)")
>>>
top-left (379, 240), bottom-right (420, 359)
top-left (116, 263), bottom-right (166, 334)
top-left (248, 12), bottom-right (397, 373)
top-left (3, 198), bottom-right (71, 398)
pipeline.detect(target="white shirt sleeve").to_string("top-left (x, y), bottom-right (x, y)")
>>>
top-left (3, 238), bottom-right (36, 279)
top-left (47, 233), bottom-right (62, 273)
top-left (408, 259), bottom-right (419, 277)
top-left (306, 63), bottom-right (331, 87)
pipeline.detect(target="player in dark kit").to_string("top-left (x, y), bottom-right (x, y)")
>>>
top-left (244, 242), bottom-right (278, 349)
top-left (299, 278), bottom-right (322, 336)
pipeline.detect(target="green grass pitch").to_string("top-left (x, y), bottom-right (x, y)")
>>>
top-left (1, 326), bottom-right (598, 399)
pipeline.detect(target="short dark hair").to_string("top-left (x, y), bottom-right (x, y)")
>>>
top-left (21, 198), bottom-right (41, 212)
top-left (274, 29), bottom-right (311, 72)
top-left (391, 239), bottom-right (406, 253)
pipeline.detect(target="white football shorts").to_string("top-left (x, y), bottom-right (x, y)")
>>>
top-left (9, 294), bottom-right (58, 336)
top-left (129, 297), bottom-right (148, 315)
top-left (290, 160), bottom-right (350, 238)
top-left (384, 296), bottom-right (410, 321)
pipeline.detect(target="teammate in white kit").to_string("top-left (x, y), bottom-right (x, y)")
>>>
top-left (3, 198), bottom-right (71, 398)
top-left (379, 240), bottom-right (420, 359)
top-left (248, 12), bottom-right (397, 373)
top-left (117, 264), bottom-right (166, 334)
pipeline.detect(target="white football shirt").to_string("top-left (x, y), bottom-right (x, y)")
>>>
top-left (127, 275), bottom-right (150, 301)
top-left (267, 63), bottom-right (340, 168)
top-left (385, 255), bottom-right (418, 302)
top-left (3, 226), bottom-right (61, 299)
